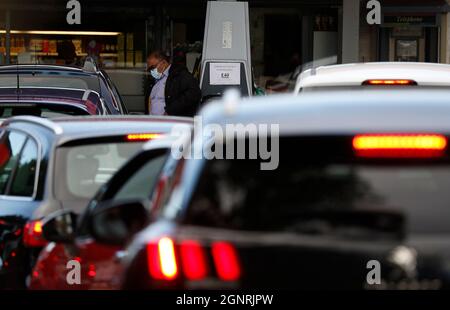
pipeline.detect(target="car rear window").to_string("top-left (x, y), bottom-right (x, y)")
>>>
top-left (9, 138), bottom-right (38, 197)
top-left (185, 136), bottom-right (450, 236)
top-left (54, 141), bottom-right (144, 202)
top-left (0, 105), bottom-right (91, 118)
top-left (0, 74), bottom-right (90, 89)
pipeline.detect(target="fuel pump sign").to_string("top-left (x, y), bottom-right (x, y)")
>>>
top-left (210, 63), bottom-right (241, 85)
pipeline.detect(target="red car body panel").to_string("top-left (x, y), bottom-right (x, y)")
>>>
top-left (30, 240), bottom-right (123, 290)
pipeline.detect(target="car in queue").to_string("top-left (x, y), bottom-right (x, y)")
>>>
top-left (29, 130), bottom-right (192, 290)
top-left (0, 59), bottom-right (127, 119)
top-left (294, 62), bottom-right (450, 94)
top-left (0, 115), bottom-right (191, 289)
top-left (69, 88), bottom-right (450, 290)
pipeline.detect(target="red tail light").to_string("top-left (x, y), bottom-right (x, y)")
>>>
top-left (147, 237), bottom-right (178, 280)
top-left (87, 264), bottom-right (96, 278)
top-left (126, 133), bottom-right (163, 141)
top-left (353, 134), bottom-right (447, 158)
top-left (362, 79), bottom-right (417, 86)
top-left (180, 240), bottom-right (208, 280)
top-left (23, 220), bottom-right (47, 247)
top-left (211, 242), bottom-right (241, 281)
top-left (147, 238), bottom-right (241, 282)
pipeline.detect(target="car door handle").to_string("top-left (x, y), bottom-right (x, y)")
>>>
top-left (114, 250), bottom-right (128, 262)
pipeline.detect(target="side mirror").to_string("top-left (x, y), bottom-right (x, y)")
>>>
top-left (89, 200), bottom-right (149, 246)
top-left (42, 211), bottom-right (78, 243)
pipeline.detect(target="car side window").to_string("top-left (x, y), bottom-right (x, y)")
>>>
top-left (0, 131), bottom-right (27, 195)
top-left (10, 138), bottom-right (38, 197)
top-left (112, 154), bottom-right (167, 201)
top-left (76, 150), bottom-right (168, 238)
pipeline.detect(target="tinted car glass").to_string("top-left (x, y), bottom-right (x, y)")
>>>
top-left (0, 75), bottom-right (89, 89)
top-left (55, 141), bottom-right (144, 200)
top-left (185, 137), bottom-right (450, 236)
top-left (10, 138), bottom-right (38, 197)
top-left (0, 105), bottom-right (90, 118)
top-left (112, 154), bottom-right (167, 201)
top-left (76, 150), bottom-right (165, 237)
top-left (0, 131), bottom-right (27, 195)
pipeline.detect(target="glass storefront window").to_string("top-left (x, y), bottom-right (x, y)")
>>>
top-left (0, 32), bottom-right (148, 69)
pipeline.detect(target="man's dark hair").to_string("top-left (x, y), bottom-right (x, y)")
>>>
top-left (148, 50), bottom-right (170, 62)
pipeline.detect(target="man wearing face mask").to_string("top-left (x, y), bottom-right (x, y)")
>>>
top-left (144, 50), bottom-right (201, 116)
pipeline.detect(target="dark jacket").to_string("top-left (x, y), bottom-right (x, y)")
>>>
top-left (145, 64), bottom-right (201, 117)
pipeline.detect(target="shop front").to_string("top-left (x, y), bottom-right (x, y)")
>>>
top-left (0, 0), bottom-right (176, 112)
top-left (0, 30), bottom-right (131, 67)
top-left (380, 11), bottom-right (441, 62)
top-left (360, 0), bottom-right (448, 63)
top-left (0, 1), bottom-right (156, 68)
top-left (0, 0), bottom-right (342, 108)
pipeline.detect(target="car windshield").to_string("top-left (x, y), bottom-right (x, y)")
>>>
top-left (54, 141), bottom-right (143, 201)
top-left (186, 137), bottom-right (450, 237)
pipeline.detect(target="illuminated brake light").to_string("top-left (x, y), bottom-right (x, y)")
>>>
top-left (159, 238), bottom-right (178, 279)
top-left (23, 220), bottom-right (47, 247)
top-left (33, 221), bottom-right (42, 233)
top-left (362, 79), bottom-right (417, 86)
top-left (147, 237), bottom-right (178, 280)
top-left (212, 242), bottom-right (241, 281)
top-left (353, 134), bottom-right (447, 158)
top-left (126, 133), bottom-right (163, 141)
top-left (180, 240), bottom-right (208, 280)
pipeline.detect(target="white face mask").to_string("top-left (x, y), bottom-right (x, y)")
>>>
top-left (150, 68), bottom-right (163, 80)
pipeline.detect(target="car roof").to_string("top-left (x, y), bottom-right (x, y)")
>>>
top-left (295, 62), bottom-right (450, 92)
top-left (2, 115), bottom-right (193, 146)
top-left (200, 88), bottom-right (450, 136)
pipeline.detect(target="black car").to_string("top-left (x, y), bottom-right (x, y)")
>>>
top-left (60, 87), bottom-right (450, 290)
top-left (0, 115), bottom-right (190, 289)
top-left (0, 59), bottom-right (127, 119)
